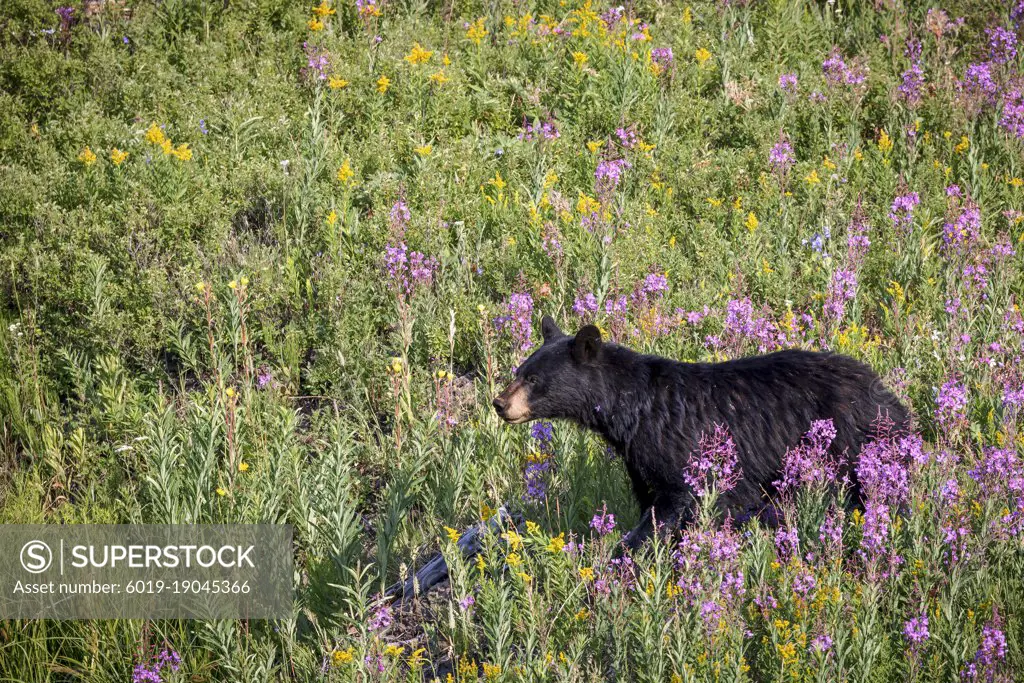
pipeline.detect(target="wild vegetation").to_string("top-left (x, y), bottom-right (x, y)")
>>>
top-left (1, 0), bottom-right (1024, 680)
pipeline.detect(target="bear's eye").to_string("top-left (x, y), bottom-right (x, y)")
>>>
top-left (525, 375), bottom-right (538, 386)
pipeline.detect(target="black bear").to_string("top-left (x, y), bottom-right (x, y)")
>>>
top-left (492, 316), bottom-right (910, 550)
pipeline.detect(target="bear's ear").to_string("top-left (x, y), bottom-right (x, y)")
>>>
top-left (572, 325), bottom-right (602, 364)
top-left (541, 315), bottom-right (564, 343)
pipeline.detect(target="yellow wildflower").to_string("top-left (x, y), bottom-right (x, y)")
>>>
top-left (328, 76), bottom-right (349, 89)
top-left (376, 75), bottom-right (391, 93)
top-left (78, 146), bottom-right (97, 166)
top-left (403, 42), bottom-right (434, 65)
top-left (226, 387), bottom-right (236, 398)
top-left (502, 530), bottom-right (522, 550)
top-left (482, 663), bottom-right (501, 679)
top-left (695, 48), bottom-right (712, 64)
top-left (195, 281), bottom-right (206, 293)
top-left (409, 648), bottom-right (426, 667)
top-left (389, 357), bottom-right (403, 375)
top-left (145, 123), bottom-right (166, 145)
top-left (331, 648), bottom-right (354, 666)
top-left (954, 135), bottom-right (969, 154)
top-left (572, 51), bottom-right (588, 66)
top-left (707, 197), bottom-right (723, 207)
top-left (239, 462), bottom-right (249, 472)
top-left (444, 526), bottom-right (460, 543)
top-left (480, 502), bottom-right (495, 520)
top-left (414, 144), bottom-right (432, 157)
top-left (429, 70), bottom-right (448, 85)
top-left (307, 17), bottom-right (324, 31)
top-left (805, 169), bottom-right (821, 184)
top-left (466, 17), bottom-right (488, 45)
top-left (546, 532), bottom-right (565, 553)
top-left (384, 644), bottom-right (404, 657)
top-left (579, 566), bottom-right (595, 581)
top-left (311, 1), bottom-right (335, 16)
top-left (877, 129), bottom-right (893, 154)
top-left (326, 210), bottom-right (338, 226)
top-left (518, 572), bottom-right (532, 583)
top-left (171, 143), bottom-right (192, 161)
top-left (1010, 177), bottom-right (1023, 188)
top-left (110, 148), bottom-right (128, 165)
top-left (525, 520), bottom-right (540, 535)
top-left (216, 487), bottom-right (227, 497)
top-left (682, 6), bottom-right (692, 24)
top-left (586, 139), bottom-right (604, 153)
top-left (337, 158), bottom-right (355, 185)
top-left (506, 552), bottom-right (521, 567)
top-left (160, 138), bottom-right (173, 155)
top-left (745, 212), bottom-right (758, 232)
top-left (487, 171), bottom-right (506, 189)
top-left (443, 54), bottom-right (451, 66)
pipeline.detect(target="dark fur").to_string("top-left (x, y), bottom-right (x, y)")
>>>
top-left (493, 317), bottom-right (910, 550)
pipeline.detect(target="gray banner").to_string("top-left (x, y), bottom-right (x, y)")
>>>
top-left (0, 525), bottom-right (292, 619)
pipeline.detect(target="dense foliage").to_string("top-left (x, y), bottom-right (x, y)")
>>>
top-left (2, 0), bottom-right (1024, 680)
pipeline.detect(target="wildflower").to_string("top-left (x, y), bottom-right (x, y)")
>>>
top-left (572, 51), bottom-right (588, 66)
top-left (336, 159), bottom-right (355, 185)
top-left (745, 212), bottom-right (759, 232)
top-left (403, 42), bottom-right (434, 65)
top-left (238, 462), bottom-right (249, 472)
top-left (414, 144), bottom-right (432, 156)
top-left (77, 146), bottom-right (97, 166)
top-left (1000, 90), bottom-right (1024, 139)
top-left (774, 419), bottom-right (840, 493)
top-left (810, 634), bottom-right (833, 654)
top-left (326, 210), bottom-right (338, 227)
top-left (257, 366), bottom-right (272, 388)
top-left (987, 26), bottom-right (1017, 64)
top-left (444, 526), bottom-right (460, 543)
top-left (899, 62), bottom-right (925, 106)
top-left (546, 533), bottom-right (566, 553)
top-left (307, 17), bottom-right (324, 30)
top-left (494, 291), bottom-right (534, 353)
top-left (589, 505), bottom-right (616, 535)
top-left (429, 70), bottom-right (448, 85)
top-left (579, 567), bottom-right (595, 581)
top-left (376, 75), bottom-right (391, 93)
top-left (301, 42), bottom-right (330, 81)
top-left (171, 143), bottom-right (192, 161)
top-left (889, 192), bottom-right (920, 230)
top-left (769, 136), bottom-right (794, 175)
top-left (935, 379), bottom-right (968, 431)
top-left (904, 615), bottom-right (930, 644)
top-left (595, 158), bottom-right (632, 192)
top-left (368, 604), bottom-right (393, 632)
top-left (650, 47), bottom-right (674, 74)
top-left (110, 148), bottom-right (128, 165)
top-left (328, 76), bottom-right (349, 89)
top-left (459, 594), bottom-right (475, 610)
top-left (355, 0), bottom-right (380, 17)
top-left (961, 618), bottom-right (1008, 682)
top-left (145, 123), bottom-right (166, 145)
top-left (694, 48), bottom-right (712, 64)
top-left (216, 487), bottom-right (227, 496)
top-left (311, 1), bottom-right (335, 16)
top-left (331, 648), bottom-right (354, 666)
top-left (519, 116), bottom-right (560, 142)
top-left (683, 424), bottom-right (741, 496)
top-left (778, 72), bottom-right (798, 93)
top-left (805, 169), bottom-right (821, 184)
top-left (466, 17), bottom-right (488, 45)
top-left (822, 48), bottom-right (866, 86)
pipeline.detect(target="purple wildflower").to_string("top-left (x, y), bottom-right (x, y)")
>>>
top-left (573, 292), bottom-right (598, 318)
top-left (889, 192), bottom-right (920, 231)
top-left (590, 505), bottom-right (617, 536)
top-left (899, 62), bottom-right (925, 106)
top-left (987, 26), bottom-right (1017, 64)
top-left (769, 136), bottom-right (795, 175)
top-left (595, 158), bottom-right (632, 192)
top-left (775, 419), bottom-right (840, 493)
top-left (301, 42), bottom-right (330, 82)
top-left (683, 425), bottom-right (741, 496)
top-left (904, 615), bottom-right (930, 645)
top-left (824, 269), bottom-right (857, 321)
top-left (779, 72), bottom-right (798, 94)
top-left (651, 47), bottom-right (674, 73)
top-left (494, 292), bottom-right (534, 352)
top-left (459, 594), bottom-right (475, 610)
top-left (935, 380), bottom-right (969, 432)
top-left (810, 634), bottom-right (833, 654)
top-left (368, 604), bottom-right (393, 631)
top-left (1000, 89), bottom-right (1024, 138)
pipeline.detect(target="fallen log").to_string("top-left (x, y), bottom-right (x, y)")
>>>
top-left (384, 505), bottom-right (522, 603)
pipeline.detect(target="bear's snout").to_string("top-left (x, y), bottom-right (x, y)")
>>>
top-left (493, 380), bottom-right (531, 423)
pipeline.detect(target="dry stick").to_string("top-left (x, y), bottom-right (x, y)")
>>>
top-left (383, 506), bottom-right (522, 603)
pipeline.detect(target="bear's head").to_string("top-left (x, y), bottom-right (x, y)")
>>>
top-left (492, 315), bottom-right (603, 424)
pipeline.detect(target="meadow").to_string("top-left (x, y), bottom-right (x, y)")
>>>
top-left (2, 0), bottom-right (1024, 680)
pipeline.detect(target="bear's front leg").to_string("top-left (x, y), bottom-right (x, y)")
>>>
top-left (618, 493), bottom-right (689, 553)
